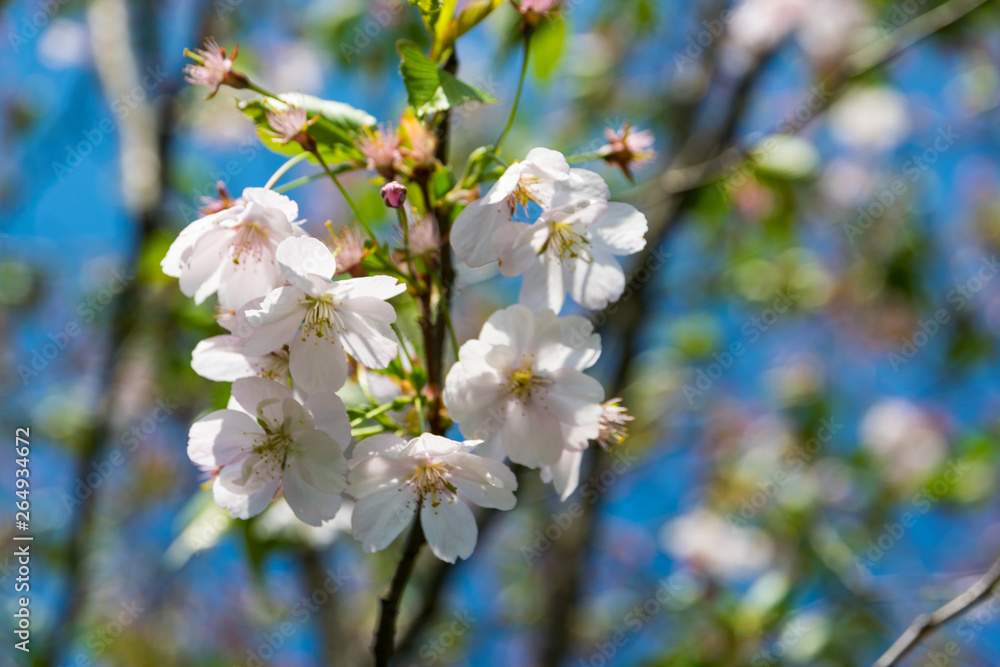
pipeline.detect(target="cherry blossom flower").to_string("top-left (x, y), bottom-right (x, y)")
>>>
top-left (265, 106), bottom-right (318, 153)
top-left (661, 507), bottom-right (775, 579)
top-left (161, 187), bottom-right (306, 310)
top-left (348, 433), bottom-right (517, 562)
top-left (331, 225), bottom-right (367, 276)
top-left (401, 210), bottom-right (440, 256)
top-left (183, 38), bottom-right (249, 99)
top-left (451, 147), bottom-right (608, 268)
top-left (242, 236), bottom-right (406, 395)
top-left (198, 181), bottom-right (239, 216)
top-left (601, 123), bottom-right (656, 183)
top-left (443, 304), bottom-right (605, 474)
top-left (829, 86), bottom-right (911, 152)
top-left (192, 335), bottom-right (290, 383)
top-left (595, 398), bottom-right (634, 451)
top-left (494, 186), bottom-right (648, 312)
top-left (191, 302), bottom-right (290, 383)
top-left (861, 398), bottom-right (947, 489)
top-left (399, 113), bottom-right (437, 170)
top-left (358, 124), bottom-right (402, 180)
top-left (188, 377), bottom-right (350, 525)
top-left (519, 0), bottom-right (561, 27)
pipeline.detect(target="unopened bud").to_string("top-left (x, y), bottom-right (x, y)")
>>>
top-left (381, 181), bottom-right (407, 208)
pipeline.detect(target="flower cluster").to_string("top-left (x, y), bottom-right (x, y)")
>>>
top-left (451, 147), bottom-right (649, 312)
top-left (168, 38), bottom-right (651, 562)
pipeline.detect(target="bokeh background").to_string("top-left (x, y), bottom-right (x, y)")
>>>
top-left (4, 0), bottom-right (1000, 665)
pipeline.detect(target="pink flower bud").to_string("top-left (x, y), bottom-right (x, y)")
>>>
top-left (381, 181), bottom-right (407, 208)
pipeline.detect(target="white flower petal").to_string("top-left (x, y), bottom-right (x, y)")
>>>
top-left (303, 392), bottom-right (351, 446)
top-left (230, 377), bottom-right (293, 417)
top-left (213, 463), bottom-right (280, 520)
top-left (593, 202), bottom-right (648, 255)
top-left (276, 235), bottom-right (337, 285)
top-left (348, 455), bottom-right (418, 497)
top-left (349, 433), bottom-right (409, 465)
top-left (179, 227), bottom-right (230, 305)
top-left (567, 247), bottom-right (625, 310)
top-left (351, 485), bottom-right (419, 552)
top-left (191, 335), bottom-right (257, 382)
top-left (188, 409), bottom-right (261, 469)
top-left (452, 200), bottom-right (509, 267)
top-left (289, 327), bottom-right (350, 394)
top-left (241, 187), bottom-right (300, 226)
top-left (520, 253), bottom-right (566, 313)
top-left (421, 496), bottom-right (477, 563)
top-left (542, 447), bottom-right (585, 501)
top-left (217, 245), bottom-right (284, 311)
top-left (335, 301), bottom-right (400, 369)
top-left (544, 366), bottom-right (605, 427)
top-left (242, 287), bottom-right (308, 356)
top-left (447, 454), bottom-right (517, 510)
top-left (282, 464), bottom-right (343, 526)
top-left (501, 398), bottom-right (564, 467)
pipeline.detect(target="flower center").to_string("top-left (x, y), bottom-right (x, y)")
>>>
top-left (303, 295), bottom-right (344, 338)
top-left (230, 220), bottom-right (269, 265)
top-left (544, 220), bottom-right (592, 262)
top-left (506, 174), bottom-right (543, 216)
top-left (507, 359), bottom-right (551, 403)
top-left (243, 415), bottom-right (296, 480)
top-left (260, 347), bottom-right (290, 381)
top-left (409, 461), bottom-right (457, 508)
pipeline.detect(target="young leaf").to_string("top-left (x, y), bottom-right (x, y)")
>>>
top-left (532, 17), bottom-right (567, 80)
top-left (238, 93), bottom-right (376, 163)
top-left (398, 40), bottom-right (499, 116)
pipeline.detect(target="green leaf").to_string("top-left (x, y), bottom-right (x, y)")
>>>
top-left (238, 92), bottom-right (376, 163)
top-left (398, 40), bottom-right (499, 116)
top-left (532, 17), bottom-right (566, 81)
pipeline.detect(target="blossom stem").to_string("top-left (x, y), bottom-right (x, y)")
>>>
top-left (264, 152), bottom-right (311, 189)
top-left (373, 506), bottom-right (426, 667)
top-left (412, 394), bottom-right (429, 434)
top-left (391, 323), bottom-right (414, 362)
top-left (565, 150), bottom-right (608, 164)
top-left (350, 399), bottom-right (411, 428)
top-left (314, 151), bottom-right (376, 241)
top-left (245, 80), bottom-right (284, 102)
top-left (397, 206), bottom-right (422, 290)
top-left (350, 425), bottom-right (387, 438)
top-left (273, 166), bottom-right (355, 194)
top-left (493, 33), bottom-right (531, 154)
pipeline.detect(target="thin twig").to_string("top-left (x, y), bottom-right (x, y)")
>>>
top-left (659, 0), bottom-right (990, 196)
top-left (538, 0), bottom-right (989, 662)
top-left (373, 508), bottom-right (426, 667)
top-left (873, 554), bottom-right (1000, 667)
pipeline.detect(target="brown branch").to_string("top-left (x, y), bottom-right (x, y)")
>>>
top-left (373, 509), bottom-right (426, 667)
top-left (661, 0), bottom-right (991, 196)
top-left (873, 554), bottom-right (1000, 667)
top-left (39, 0), bottom-right (175, 663)
top-left (539, 0), bottom-right (989, 662)
top-left (371, 46), bottom-right (458, 667)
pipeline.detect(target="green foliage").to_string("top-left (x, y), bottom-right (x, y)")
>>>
top-left (397, 39), bottom-right (499, 116)
top-left (238, 93), bottom-right (375, 163)
top-left (532, 17), bottom-right (567, 80)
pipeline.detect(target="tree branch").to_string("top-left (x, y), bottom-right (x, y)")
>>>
top-left (873, 554), bottom-right (1000, 667)
top-left (373, 510), bottom-right (426, 667)
top-left (661, 0), bottom-right (990, 196)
